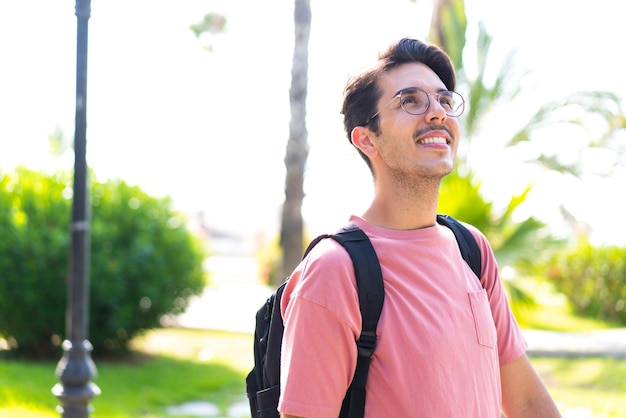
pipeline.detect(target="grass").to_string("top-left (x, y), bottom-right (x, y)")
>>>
top-left (514, 278), bottom-right (613, 332)
top-left (0, 329), bottom-right (253, 417)
top-left (531, 357), bottom-right (626, 416)
top-left (519, 298), bottom-right (612, 332)
top-left (1, 298), bottom-right (625, 417)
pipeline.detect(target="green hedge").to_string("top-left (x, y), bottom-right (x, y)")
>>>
top-left (0, 168), bottom-right (206, 357)
top-left (545, 240), bottom-right (626, 326)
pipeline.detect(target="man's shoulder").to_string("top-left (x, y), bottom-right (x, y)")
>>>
top-left (292, 236), bottom-right (356, 290)
top-left (456, 220), bottom-right (490, 247)
top-left (305, 233), bottom-right (354, 263)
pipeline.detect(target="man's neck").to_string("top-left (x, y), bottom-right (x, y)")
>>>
top-left (361, 179), bottom-right (440, 230)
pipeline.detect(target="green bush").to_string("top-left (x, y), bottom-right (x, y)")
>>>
top-left (0, 167), bottom-right (207, 357)
top-left (544, 240), bottom-right (626, 325)
top-left (0, 168), bottom-right (71, 357)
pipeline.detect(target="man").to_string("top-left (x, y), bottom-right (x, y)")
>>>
top-left (279, 38), bottom-right (561, 417)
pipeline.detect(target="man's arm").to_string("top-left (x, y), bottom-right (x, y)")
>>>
top-left (500, 354), bottom-right (561, 417)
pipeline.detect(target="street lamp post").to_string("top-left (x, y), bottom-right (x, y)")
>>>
top-left (52, 0), bottom-right (101, 416)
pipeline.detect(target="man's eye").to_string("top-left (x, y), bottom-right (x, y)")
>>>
top-left (439, 93), bottom-right (456, 107)
top-left (401, 94), bottom-right (421, 106)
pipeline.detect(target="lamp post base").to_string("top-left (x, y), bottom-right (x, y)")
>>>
top-left (53, 340), bottom-right (101, 418)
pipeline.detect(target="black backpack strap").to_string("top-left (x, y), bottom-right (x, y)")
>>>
top-left (303, 233), bottom-right (332, 257)
top-left (436, 214), bottom-right (482, 279)
top-left (331, 225), bottom-right (384, 418)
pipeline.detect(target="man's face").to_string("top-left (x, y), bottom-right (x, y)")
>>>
top-left (367, 62), bottom-right (461, 180)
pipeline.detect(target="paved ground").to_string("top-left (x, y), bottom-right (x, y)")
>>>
top-left (175, 255), bottom-right (269, 335)
top-left (525, 328), bottom-right (626, 358)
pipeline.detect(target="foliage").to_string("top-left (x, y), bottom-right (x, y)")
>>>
top-left (255, 235), bottom-right (282, 286)
top-left (428, 0), bottom-right (467, 71)
top-left (190, 13), bottom-right (227, 37)
top-left (89, 178), bottom-right (207, 352)
top-left (430, 9), bottom-right (625, 320)
top-left (190, 13), bottom-right (227, 52)
top-left (461, 22), bottom-right (524, 138)
top-left (438, 169), bottom-right (492, 230)
top-left (0, 169), bottom-right (72, 356)
top-left (515, 281), bottom-right (612, 332)
top-left (429, 11), bottom-right (564, 273)
top-left (256, 230), bottom-right (316, 289)
top-left (444, 13), bottom-right (626, 178)
top-left (537, 240), bottom-right (626, 326)
top-left (508, 90), bottom-right (626, 176)
top-left (0, 168), bottom-right (206, 357)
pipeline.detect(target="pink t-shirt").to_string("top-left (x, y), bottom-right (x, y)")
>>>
top-left (279, 216), bottom-right (527, 417)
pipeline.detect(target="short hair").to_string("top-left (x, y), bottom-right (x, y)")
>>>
top-left (340, 38), bottom-right (456, 170)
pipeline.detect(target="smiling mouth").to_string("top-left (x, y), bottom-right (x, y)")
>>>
top-left (417, 136), bottom-right (448, 145)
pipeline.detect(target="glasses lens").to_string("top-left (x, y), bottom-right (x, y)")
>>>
top-left (399, 90), bottom-right (465, 117)
top-left (399, 90), bottom-right (429, 115)
top-left (438, 91), bottom-right (464, 117)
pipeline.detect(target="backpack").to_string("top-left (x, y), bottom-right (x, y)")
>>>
top-left (245, 214), bottom-right (482, 418)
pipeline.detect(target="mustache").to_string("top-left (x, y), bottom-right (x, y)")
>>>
top-left (413, 125), bottom-right (454, 140)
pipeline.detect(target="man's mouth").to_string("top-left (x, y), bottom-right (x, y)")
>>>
top-left (417, 136), bottom-right (448, 145)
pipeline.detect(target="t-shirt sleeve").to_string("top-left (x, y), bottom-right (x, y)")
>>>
top-left (279, 239), bottom-right (362, 418)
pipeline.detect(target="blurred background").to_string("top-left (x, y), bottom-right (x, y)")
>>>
top-left (1, 1), bottom-right (625, 416)
top-left (1, 0), bottom-right (624, 245)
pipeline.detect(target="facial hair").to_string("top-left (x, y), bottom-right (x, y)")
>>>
top-left (379, 124), bottom-right (455, 198)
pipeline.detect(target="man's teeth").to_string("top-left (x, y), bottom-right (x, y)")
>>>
top-left (419, 136), bottom-right (447, 144)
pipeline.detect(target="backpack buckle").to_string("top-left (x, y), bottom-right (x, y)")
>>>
top-left (357, 331), bottom-right (377, 357)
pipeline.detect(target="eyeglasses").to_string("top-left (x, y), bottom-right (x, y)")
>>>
top-left (367, 87), bottom-right (465, 124)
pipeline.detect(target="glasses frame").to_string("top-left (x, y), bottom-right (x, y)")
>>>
top-left (366, 87), bottom-right (465, 125)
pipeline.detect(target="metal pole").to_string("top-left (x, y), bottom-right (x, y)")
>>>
top-left (52, 0), bottom-right (100, 416)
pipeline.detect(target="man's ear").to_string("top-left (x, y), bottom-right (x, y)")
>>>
top-left (351, 126), bottom-right (378, 158)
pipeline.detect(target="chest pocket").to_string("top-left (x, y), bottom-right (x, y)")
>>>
top-left (468, 290), bottom-right (497, 348)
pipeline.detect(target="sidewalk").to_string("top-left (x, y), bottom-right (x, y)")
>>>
top-left (175, 255), bottom-right (626, 358)
top-left (525, 328), bottom-right (626, 358)
top-left (174, 255), bottom-right (270, 335)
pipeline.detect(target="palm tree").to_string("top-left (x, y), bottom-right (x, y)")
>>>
top-left (428, 0), bottom-right (625, 201)
top-left (427, 2), bottom-right (556, 316)
top-left (279, 0), bottom-right (311, 284)
top-left (427, 0), bottom-right (625, 315)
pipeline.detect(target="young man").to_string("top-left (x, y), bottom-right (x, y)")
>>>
top-left (279, 38), bottom-right (561, 417)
